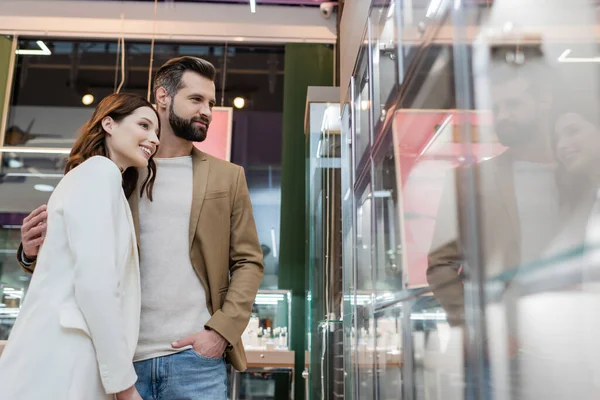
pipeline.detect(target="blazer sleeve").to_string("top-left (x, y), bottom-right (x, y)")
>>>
top-left (205, 166), bottom-right (264, 346)
top-left (62, 157), bottom-right (137, 394)
top-left (16, 243), bottom-right (37, 273)
top-left (427, 168), bottom-right (466, 327)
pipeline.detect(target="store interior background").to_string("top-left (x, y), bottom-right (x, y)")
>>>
top-left (0, 1), bottom-right (336, 399)
top-left (0, 38), bottom-right (287, 289)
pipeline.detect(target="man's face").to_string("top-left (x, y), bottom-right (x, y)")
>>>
top-left (168, 71), bottom-right (216, 143)
top-left (491, 76), bottom-right (540, 148)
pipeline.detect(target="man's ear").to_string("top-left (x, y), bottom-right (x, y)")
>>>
top-left (155, 87), bottom-right (170, 110)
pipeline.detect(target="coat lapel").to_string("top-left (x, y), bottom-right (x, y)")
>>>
top-left (189, 148), bottom-right (209, 251)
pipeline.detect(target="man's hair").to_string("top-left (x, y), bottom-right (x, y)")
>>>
top-left (154, 56), bottom-right (216, 97)
top-left (487, 44), bottom-right (554, 95)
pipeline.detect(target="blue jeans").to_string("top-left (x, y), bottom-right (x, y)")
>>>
top-left (134, 349), bottom-right (227, 400)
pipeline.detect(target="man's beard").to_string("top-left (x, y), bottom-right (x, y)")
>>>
top-left (169, 101), bottom-right (209, 143)
top-left (495, 119), bottom-right (537, 148)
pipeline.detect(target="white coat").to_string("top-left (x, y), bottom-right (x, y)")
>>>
top-left (0, 156), bottom-right (141, 399)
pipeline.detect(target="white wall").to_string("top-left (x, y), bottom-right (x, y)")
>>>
top-left (0, 0), bottom-right (336, 44)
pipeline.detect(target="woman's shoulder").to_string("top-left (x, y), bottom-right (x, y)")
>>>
top-left (66, 156), bottom-right (121, 182)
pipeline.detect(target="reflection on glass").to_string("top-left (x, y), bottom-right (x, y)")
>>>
top-left (370, 0), bottom-right (398, 129)
top-left (0, 153), bottom-right (68, 339)
top-left (427, 3), bottom-right (600, 399)
top-left (234, 370), bottom-right (293, 400)
top-left (354, 51), bottom-right (372, 169)
top-left (373, 305), bottom-right (403, 400)
top-left (374, 146), bottom-right (402, 291)
top-left (341, 102), bottom-right (357, 399)
top-left (356, 185), bottom-right (374, 291)
top-left (408, 294), bottom-right (463, 400)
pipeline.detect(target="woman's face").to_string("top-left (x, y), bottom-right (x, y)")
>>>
top-left (555, 112), bottom-right (600, 174)
top-left (104, 106), bottom-right (160, 170)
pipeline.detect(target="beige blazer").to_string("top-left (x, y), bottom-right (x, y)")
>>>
top-left (427, 153), bottom-right (533, 326)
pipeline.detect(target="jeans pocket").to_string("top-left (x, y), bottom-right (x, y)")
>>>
top-left (189, 349), bottom-right (223, 363)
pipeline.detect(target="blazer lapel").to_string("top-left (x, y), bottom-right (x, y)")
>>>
top-left (189, 148), bottom-right (209, 251)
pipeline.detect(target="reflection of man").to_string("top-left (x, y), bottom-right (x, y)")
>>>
top-left (427, 45), bottom-right (560, 398)
top-left (428, 44), bottom-right (558, 323)
top-left (18, 56), bottom-right (264, 399)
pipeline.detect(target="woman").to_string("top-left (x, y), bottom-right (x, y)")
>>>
top-left (0, 93), bottom-right (160, 400)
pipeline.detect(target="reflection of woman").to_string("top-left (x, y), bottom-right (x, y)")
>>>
top-left (549, 104), bottom-right (600, 252)
top-left (0, 93), bottom-right (160, 400)
top-left (555, 106), bottom-right (600, 192)
top-left (518, 103), bottom-right (600, 400)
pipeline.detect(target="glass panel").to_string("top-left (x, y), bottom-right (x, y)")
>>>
top-left (233, 369), bottom-right (293, 400)
top-left (245, 166), bottom-right (282, 290)
top-left (373, 142), bottom-right (402, 292)
top-left (0, 152), bottom-right (68, 339)
top-left (242, 290), bottom-right (291, 350)
top-left (451, 1), bottom-right (600, 399)
top-left (306, 100), bottom-right (342, 400)
top-left (373, 304), bottom-right (403, 400)
top-left (408, 293), bottom-right (463, 400)
top-left (354, 46), bottom-right (372, 171)
top-left (395, 0), bottom-right (445, 85)
top-left (370, 0), bottom-right (399, 130)
top-left (354, 184), bottom-right (375, 399)
top-left (341, 101), bottom-right (356, 400)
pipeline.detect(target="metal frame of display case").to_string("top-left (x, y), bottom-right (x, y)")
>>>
top-left (304, 86), bottom-right (343, 400)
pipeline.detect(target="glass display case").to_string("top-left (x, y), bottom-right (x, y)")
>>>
top-left (342, 0), bottom-right (600, 399)
top-left (232, 289), bottom-right (294, 400)
top-left (305, 87), bottom-right (343, 400)
top-left (242, 290), bottom-right (292, 351)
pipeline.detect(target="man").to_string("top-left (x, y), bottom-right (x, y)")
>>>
top-left (427, 44), bottom-right (560, 399)
top-left (18, 56), bottom-right (264, 399)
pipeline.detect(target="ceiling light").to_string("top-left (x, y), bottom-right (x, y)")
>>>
top-left (249, 0), bottom-right (256, 13)
top-left (16, 40), bottom-right (51, 56)
top-left (82, 94), bottom-right (94, 105)
top-left (558, 48), bottom-right (600, 63)
top-left (233, 97), bottom-right (246, 109)
top-left (34, 184), bottom-right (55, 192)
top-left (7, 159), bottom-right (22, 168)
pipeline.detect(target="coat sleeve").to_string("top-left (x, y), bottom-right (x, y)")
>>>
top-left (16, 243), bottom-right (36, 273)
top-left (62, 157), bottom-right (137, 394)
top-left (205, 166), bottom-right (264, 346)
top-left (427, 168), bottom-right (466, 327)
